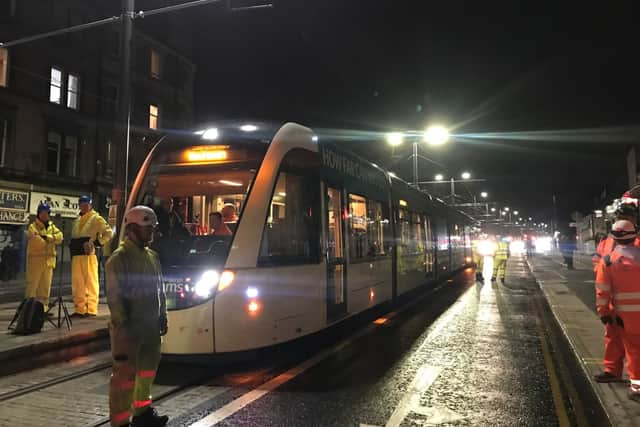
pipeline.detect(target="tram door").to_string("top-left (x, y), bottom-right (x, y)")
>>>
top-left (326, 187), bottom-right (347, 322)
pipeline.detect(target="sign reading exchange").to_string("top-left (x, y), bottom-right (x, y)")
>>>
top-left (0, 188), bottom-right (29, 211)
top-left (0, 209), bottom-right (29, 224)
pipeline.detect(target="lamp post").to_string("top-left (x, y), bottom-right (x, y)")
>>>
top-left (385, 125), bottom-right (450, 187)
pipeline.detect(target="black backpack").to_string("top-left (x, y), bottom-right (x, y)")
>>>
top-left (9, 298), bottom-right (45, 335)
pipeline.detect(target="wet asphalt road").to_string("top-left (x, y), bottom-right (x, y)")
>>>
top-left (164, 257), bottom-right (564, 427)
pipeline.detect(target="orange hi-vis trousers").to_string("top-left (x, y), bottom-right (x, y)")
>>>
top-left (604, 323), bottom-right (625, 377)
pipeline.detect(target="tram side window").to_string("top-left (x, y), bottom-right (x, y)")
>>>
top-left (259, 172), bottom-right (320, 265)
top-left (349, 195), bottom-right (388, 260)
top-left (424, 216), bottom-right (434, 273)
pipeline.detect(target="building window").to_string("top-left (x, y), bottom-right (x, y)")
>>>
top-left (151, 49), bottom-right (161, 79)
top-left (49, 68), bottom-right (62, 104)
top-left (62, 136), bottom-right (78, 176)
top-left (67, 74), bottom-right (79, 110)
top-left (259, 171), bottom-right (320, 265)
top-left (149, 104), bottom-right (159, 129)
top-left (0, 118), bottom-right (8, 167)
top-left (0, 48), bottom-right (8, 87)
top-left (46, 131), bottom-right (78, 176)
top-left (47, 131), bottom-right (61, 173)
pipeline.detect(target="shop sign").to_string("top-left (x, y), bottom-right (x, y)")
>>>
top-left (0, 188), bottom-right (29, 211)
top-left (30, 192), bottom-right (84, 218)
top-left (0, 209), bottom-right (29, 224)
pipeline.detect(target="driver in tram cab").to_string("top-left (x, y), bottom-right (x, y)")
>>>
top-left (153, 197), bottom-right (189, 238)
top-left (209, 212), bottom-right (232, 236)
top-left (221, 203), bottom-right (239, 232)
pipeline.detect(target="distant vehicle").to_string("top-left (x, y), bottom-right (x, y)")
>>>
top-left (125, 122), bottom-right (474, 357)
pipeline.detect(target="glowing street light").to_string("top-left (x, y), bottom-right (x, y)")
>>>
top-left (491, 207), bottom-right (496, 212)
top-left (386, 132), bottom-right (404, 146)
top-left (461, 172), bottom-right (471, 180)
top-left (480, 191), bottom-right (488, 198)
top-left (435, 174), bottom-right (444, 181)
top-left (504, 207), bottom-right (510, 212)
top-left (514, 210), bottom-right (519, 216)
top-left (423, 125), bottom-right (450, 146)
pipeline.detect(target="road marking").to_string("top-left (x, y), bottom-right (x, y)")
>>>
top-left (385, 365), bottom-right (442, 427)
top-left (552, 270), bottom-right (567, 280)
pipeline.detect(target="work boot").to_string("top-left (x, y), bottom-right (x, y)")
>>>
top-left (131, 407), bottom-right (168, 427)
top-left (594, 371), bottom-right (621, 383)
top-left (628, 385), bottom-right (640, 402)
top-left (70, 312), bottom-right (84, 319)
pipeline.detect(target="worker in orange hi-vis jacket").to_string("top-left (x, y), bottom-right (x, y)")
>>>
top-left (596, 219), bottom-right (640, 401)
top-left (592, 197), bottom-right (639, 383)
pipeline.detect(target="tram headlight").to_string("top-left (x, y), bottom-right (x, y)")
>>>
top-left (194, 270), bottom-right (219, 298)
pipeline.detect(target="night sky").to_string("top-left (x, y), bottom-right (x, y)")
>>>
top-left (158, 1), bottom-right (639, 228)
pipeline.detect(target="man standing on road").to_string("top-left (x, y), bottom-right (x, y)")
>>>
top-left (25, 203), bottom-right (63, 311)
top-left (492, 237), bottom-right (509, 283)
top-left (596, 219), bottom-right (640, 401)
top-left (70, 195), bottom-right (113, 318)
top-left (592, 193), bottom-right (640, 383)
top-left (107, 205), bottom-right (168, 427)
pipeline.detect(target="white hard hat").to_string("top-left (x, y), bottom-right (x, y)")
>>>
top-left (124, 205), bottom-right (158, 227)
top-left (611, 219), bottom-right (637, 241)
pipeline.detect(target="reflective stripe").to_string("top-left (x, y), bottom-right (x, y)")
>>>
top-left (630, 379), bottom-right (640, 386)
top-left (137, 370), bottom-right (156, 378)
top-left (614, 305), bottom-right (640, 312)
top-left (112, 410), bottom-right (131, 423)
top-left (596, 298), bottom-right (609, 306)
top-left (595, 283), bottom-right (611, 292)
top-left (133, 399), bottom-right (152, 409)
top-left (614, 292), bottom-right (640, 299)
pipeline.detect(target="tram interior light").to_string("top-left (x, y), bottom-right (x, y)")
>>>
top-left (202, 128), bottom-right (220, 140)
top-left (194, 270), bottom-right (219, 298)
top-left (240, 124), bottom-right (258, 132)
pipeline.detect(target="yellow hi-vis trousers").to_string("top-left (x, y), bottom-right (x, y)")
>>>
top-left (25, 258), bottom-right (54, 310)
top-left (71, 255), bottom-right (99, 315)
top-left (493, 258), bottom-right (507, 280)
top-left (109, 325), bottom-right (162, 426)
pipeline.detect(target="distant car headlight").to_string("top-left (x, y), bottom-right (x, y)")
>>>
top-left (194, 270), bottom-right (219, 298)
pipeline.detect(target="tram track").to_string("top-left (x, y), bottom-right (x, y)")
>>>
top-left (0, 361), bottom-right (112, 402)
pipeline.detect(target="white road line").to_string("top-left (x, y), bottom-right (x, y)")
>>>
top-left (188, 321), bottom-right (379, 426)
top-left (552, 270), bottom-right (567, 280)
top-left (385, 365), bottom-right (442, 427)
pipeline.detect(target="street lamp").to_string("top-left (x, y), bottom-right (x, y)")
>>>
top-left (423, 125), bottom-right (450, 146)
top-left (513, 210), bottom-right (519, 216)
top-left (504, 207), bottom-right (510, 212)
top-left (386, 132), bottom-right (404, 146)
top-left (491, 207), bottom-right (496, 212)
top-left (435, 174), bottom-right (444, 181)
top-left (461, 172), bottom-right (471, 180)
top-left (480, 192), bottom-right (488, 198)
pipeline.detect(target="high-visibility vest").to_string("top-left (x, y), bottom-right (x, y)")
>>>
top-left (596, 245), bottom-right (640, 334)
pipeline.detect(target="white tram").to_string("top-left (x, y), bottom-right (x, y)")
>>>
top-left (125, 122), bottom-right (473, 356)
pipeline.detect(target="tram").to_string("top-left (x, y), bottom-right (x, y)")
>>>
top-left (124, 122), bottom-right (473, 356)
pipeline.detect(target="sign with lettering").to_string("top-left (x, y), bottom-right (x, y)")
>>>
top-left (30, 192), bottom-right (83, 218)
top-left (320, 145), bottom-right (387, 190)
top-left (0, 188), bottom-right (29, 211)
top-left (0, 209), bottom-right (29, 224)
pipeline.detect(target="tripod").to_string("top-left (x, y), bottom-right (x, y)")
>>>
top-left (46, 218), bottom-right (72, 330)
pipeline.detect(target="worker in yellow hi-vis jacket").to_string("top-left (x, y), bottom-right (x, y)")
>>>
top-left (25, 203), bottom-right (63, 310)
top-left (107, 205), bottom-right (168, 427)
top-left (70, 195), bottom-right (113, 317)
top-left (493, 239), bottom-right (510, 283)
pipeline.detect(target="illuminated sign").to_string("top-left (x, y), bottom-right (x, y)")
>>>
top-left (185, 147), bottom-right (228, 162)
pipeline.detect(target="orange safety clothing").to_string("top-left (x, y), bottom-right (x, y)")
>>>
top-left (593, 236), bottom-right (625, 377)
top-left (596, 244), bottom-right (640, 389)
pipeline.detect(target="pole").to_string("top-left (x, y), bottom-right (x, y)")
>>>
top-left (450, 177), bottom-right (455, 202)
top-left (114, 0), bottom-right (134, 242)
top-left (412, 142), bottom-right (418, 187)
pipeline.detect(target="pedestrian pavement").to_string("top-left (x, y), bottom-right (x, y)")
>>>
top-left (0, 298), bottom-right (110, 375)
top-left (527, 254), bottom-right (640, 426)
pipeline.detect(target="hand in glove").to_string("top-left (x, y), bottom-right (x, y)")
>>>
top-left (616, 315), bottom-right (624, 328)
top-left (600, 315), bottom-right (613, 325)
top-left (40, 234), bottom-right (49, 242)
top-left (159, 315), bottom-right (168, 336)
